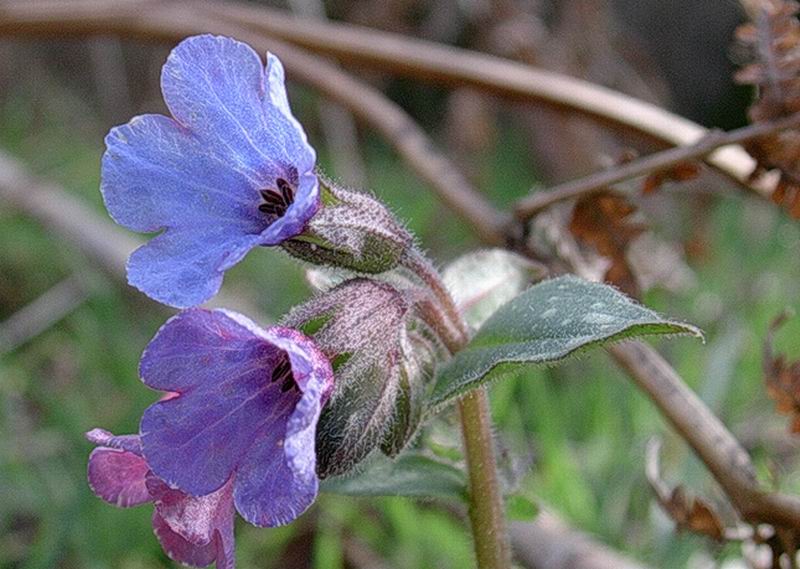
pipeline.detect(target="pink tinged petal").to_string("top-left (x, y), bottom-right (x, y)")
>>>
top-left (146, 474), bottom-right (234, 546)
top-left (148, 474), bottom-right (236, 569)
top-left (87, 447), bottom-right (151, 508)
top-left (214, 525), bottom-right (236, 569)
top-left (85, 428), bottom-right (143, 456)
top-left (152, 512), bottom-right (217, 568)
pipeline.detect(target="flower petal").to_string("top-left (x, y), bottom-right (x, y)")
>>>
top-left (146, 473), bottom-right (235, 547)
top-left (161, 35), bottom-right (315, 191)
top-left (161, 35), bottom-right (319, 245)
top-left (126, 227), bottom-right (262, 308)
top-left (225, 324), bottom-right (333, 527)
top-left (87, 447), bottom-right (151, 508)
top-left (86, 428), bottom-right (143, 456)
top-left (102, 114), bottom-right (268, 235)
top-left (139, 310), bottom-right (307, 496)
top-left (152, 511), bottom-right (218, 568)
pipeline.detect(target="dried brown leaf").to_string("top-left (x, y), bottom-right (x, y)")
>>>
top-left (763, 310), bottom-right (800, 432)
top-left (736, 0), bottom-right (800, 217)
top-left (569, 191), bottom-right (645, 297)
top-left (642, 161), bottom-right (702, 195)
top-left (645, 439), bottom-right (726, 542)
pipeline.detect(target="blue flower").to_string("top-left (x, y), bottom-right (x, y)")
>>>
top-left (138, 308), bottom-right (334, 527)
top-left (101, 35), bottom-right (319, 308)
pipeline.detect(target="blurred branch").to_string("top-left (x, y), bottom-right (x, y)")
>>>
top-left (0, 276), bottom-right (89, 354)
top-left (0, 150), bottom-right (139, 275)
top-left (514, 112), bottom-right (800, 221)
top-left (610, 341), bottom-right (800, 529)
top-left (201, 0), bottom-right (767, 197)
top-left (510, 511), bottom-right (651, 569)
top-left (0, 0), bottom-right (509, 245)
top-left (286, 0), bottom-right (367, 189)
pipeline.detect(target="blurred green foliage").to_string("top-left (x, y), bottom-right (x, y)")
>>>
top-left (2, 43), bottom-right (800, 569)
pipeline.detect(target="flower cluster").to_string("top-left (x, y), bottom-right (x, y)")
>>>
top-left (90, 34), bottom-right (447, 568)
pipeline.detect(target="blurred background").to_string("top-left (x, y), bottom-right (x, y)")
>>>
top-left (2, 0), bottom-right (800, 568)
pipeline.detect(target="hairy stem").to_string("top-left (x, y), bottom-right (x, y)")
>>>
top-left (403, 247), bottom-right (511, 569)
top-left (402, 248), bottom-right (470, 344)
top-left (459, 389), bottom-right (513, 569)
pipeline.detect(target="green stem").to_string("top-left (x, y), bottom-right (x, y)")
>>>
top-left (459, 389), bottom-right (513, 569)
top-left (403, 247), bottom-right (511, 569)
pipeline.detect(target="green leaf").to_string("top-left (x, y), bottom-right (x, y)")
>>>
top-left (320, 452), bottom-right (468, 501)
top-left (431, 275), bottom-right (702, 408)
top-left (443, 249), bottom-right (545, 329)
top-left (506, 495), bottom-right (539, 521)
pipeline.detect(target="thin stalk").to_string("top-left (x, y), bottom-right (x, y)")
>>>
top-left (459, 389), bottom-right (513, 569)
top-left (402, 248), bottom-right (469, 343)
top-left (403, 247), bottom-right (511, 569)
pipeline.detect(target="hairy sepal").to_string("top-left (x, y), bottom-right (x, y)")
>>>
top-left (283, 179), bottom-right (412, 274)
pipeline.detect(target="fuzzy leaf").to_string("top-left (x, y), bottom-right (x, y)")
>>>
top-left (443, 249), bottom-right (545, 329)
top-left (431, 276), bottom-right (701, 408)
top-left (320, 452), bottom-right (467, 501)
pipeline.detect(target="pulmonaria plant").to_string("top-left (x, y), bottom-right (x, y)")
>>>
top-left (89, 30), bottom-right (701, 569)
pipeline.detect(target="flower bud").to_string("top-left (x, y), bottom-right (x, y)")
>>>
top-left (282, 278), bottom-right (432, 477)
top-left (380, 330), bottom-right (437, 457)
top-left (282, 178), bottom-right (413, 274)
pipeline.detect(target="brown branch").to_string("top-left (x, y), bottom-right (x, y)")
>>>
top-left (0, 275), bottom-right (89, 354)
top-left (0, 0), bottom-right (509, 246)
top-left (514, 112), bottom-right (800, 221)
top-left (610, 341), bottom-right (800, 529)
top-left (510, 511), bottom-right (651, 569)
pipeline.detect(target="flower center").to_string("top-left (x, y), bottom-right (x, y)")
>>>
top-left (259, 178), bottom-right (295, 219)
top-left (270, 355), bottom-right (298, 392)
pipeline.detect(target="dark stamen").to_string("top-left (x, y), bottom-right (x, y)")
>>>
top-left (258, 177), bottom-right (296, 219)
top-left (277, 178), bottom-right (294, 205)
top-left (271, 358), bottom-right (292, 383)
top-left (260, 189), bottom-right (285, 205)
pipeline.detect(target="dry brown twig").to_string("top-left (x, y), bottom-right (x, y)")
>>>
top-left (515, 112), bottom-right (800, 221)
top-left (198, 0), bottom-right (766, 194)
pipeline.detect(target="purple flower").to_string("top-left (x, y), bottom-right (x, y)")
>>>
top-left (138, 308), bottom-right (333, 527)
top-left (101, 35), bottom-right (319, 308)
top-left (86, 428), bottom-right (235, 569)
